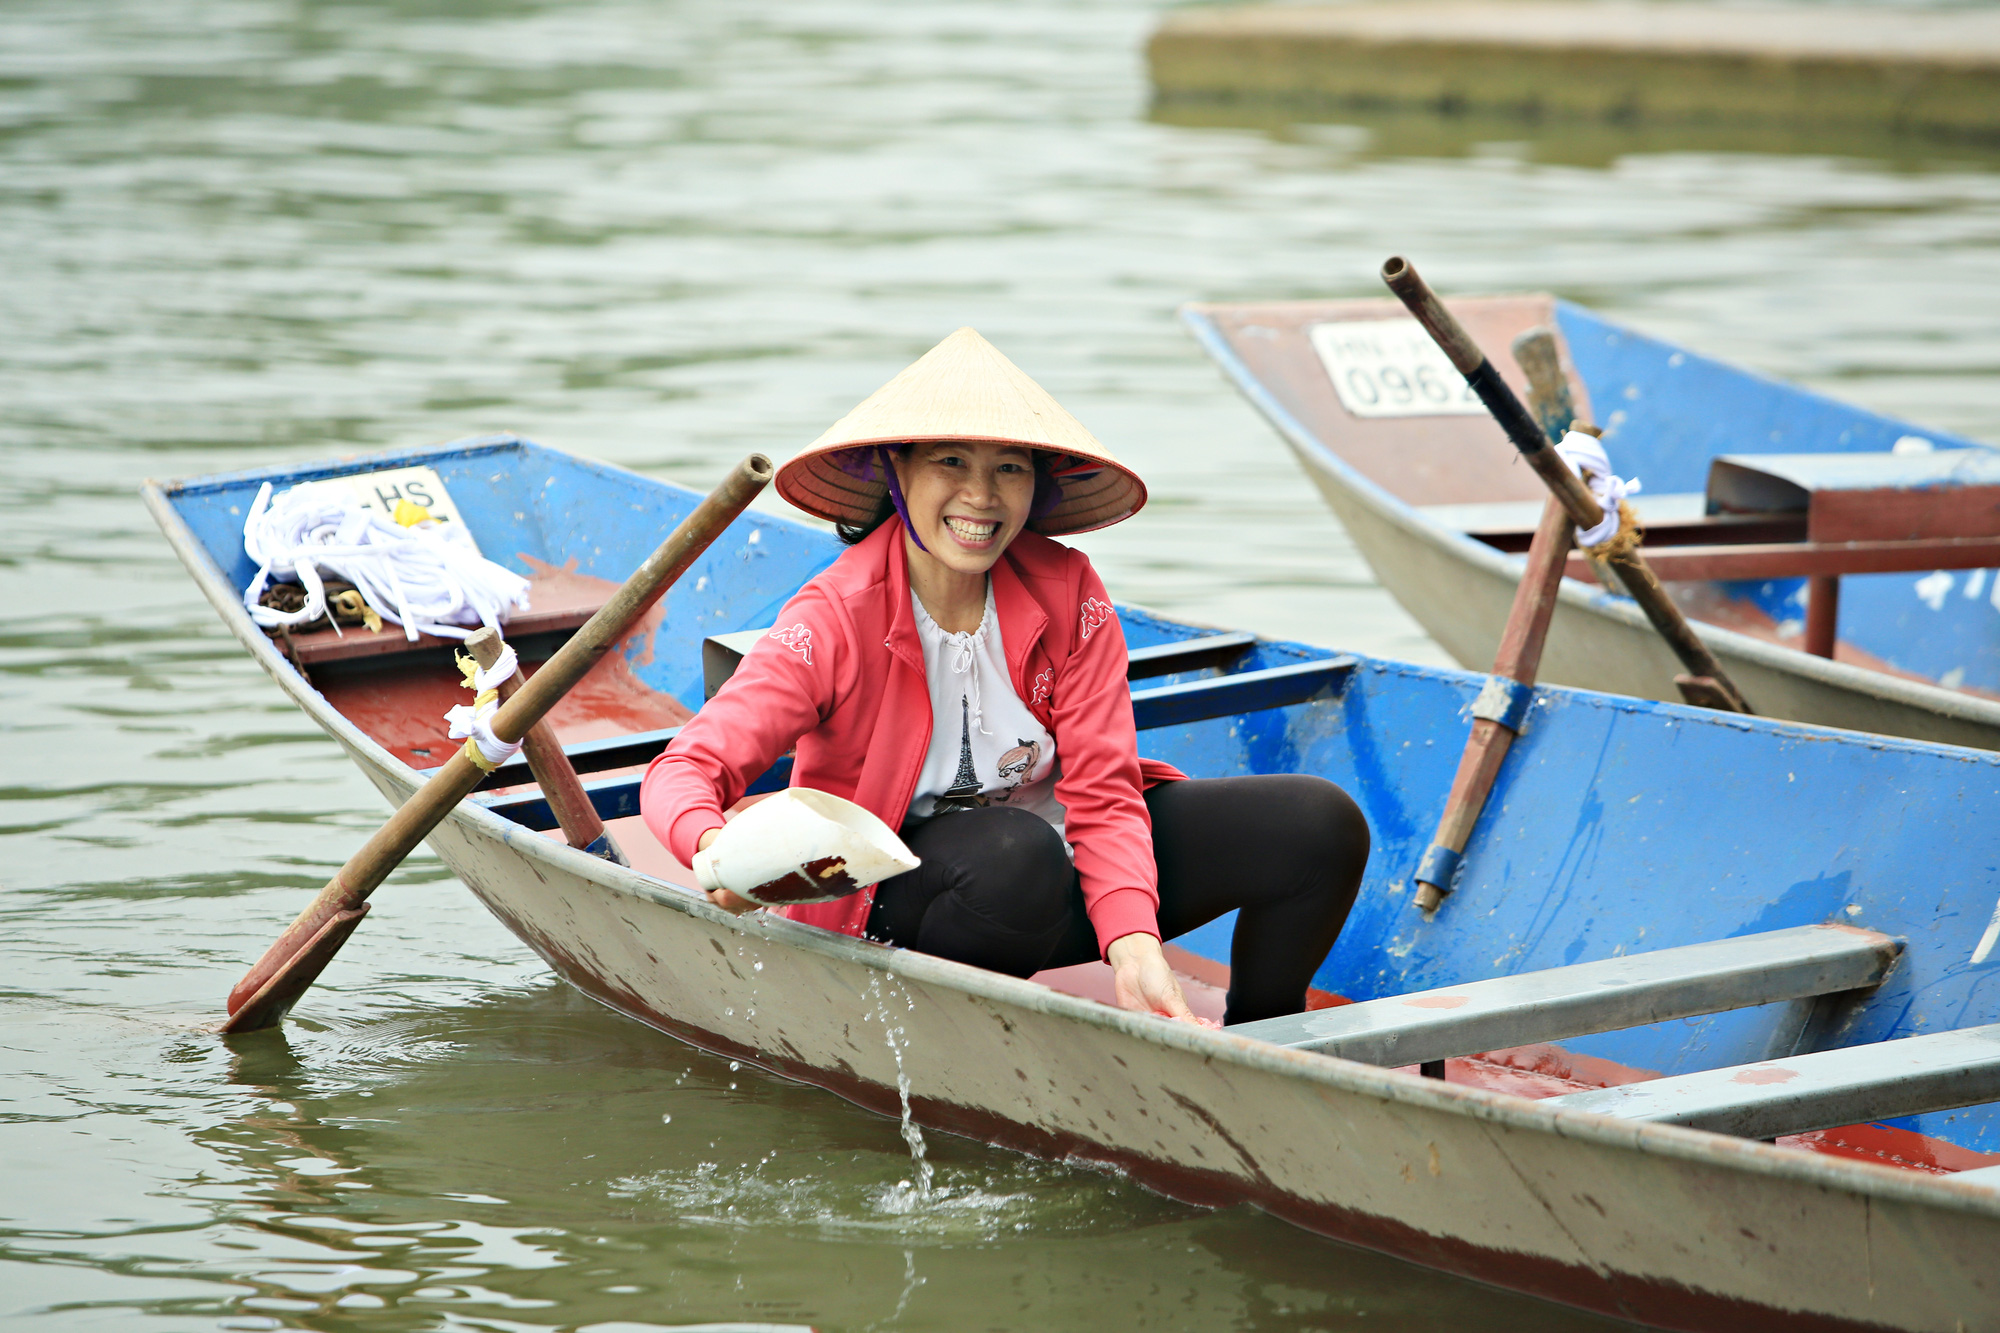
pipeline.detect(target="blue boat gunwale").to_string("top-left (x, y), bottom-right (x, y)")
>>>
top-left (144, 434), bottom-right (2000, 1176)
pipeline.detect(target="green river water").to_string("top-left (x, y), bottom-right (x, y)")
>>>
top-left (5, 1), bottom-right (2000, 1329)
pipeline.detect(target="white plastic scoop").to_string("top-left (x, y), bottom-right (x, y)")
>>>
top-left (691, 788), bottom-right (920, 907)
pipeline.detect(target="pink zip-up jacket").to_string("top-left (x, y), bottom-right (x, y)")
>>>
top-left (639, 519), bottom-right (1185, 951)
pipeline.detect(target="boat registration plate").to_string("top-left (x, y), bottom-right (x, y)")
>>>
top-left (289, 465), bottom-right (480, 553)
top-left (1309, 318), bottom-right (1485, 419)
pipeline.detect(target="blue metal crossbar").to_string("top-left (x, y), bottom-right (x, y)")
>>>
top-left (1544, 1021), bottom-right (2000, 1140)
top-left (478, 654), bottom-right (1355, 834)
top-left (1125, 631), bottom-right (1256, 680)
top-left (1227, 924), bottom-right (1902, 1070)
top-left (468, 631), bottom-right (1281, 792)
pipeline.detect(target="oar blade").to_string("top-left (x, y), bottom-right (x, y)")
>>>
top-left (220, 904), bottom-right (370, 1034)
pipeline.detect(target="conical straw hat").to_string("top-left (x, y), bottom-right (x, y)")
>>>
top-left (776, 328), bottom-right (1147, 537)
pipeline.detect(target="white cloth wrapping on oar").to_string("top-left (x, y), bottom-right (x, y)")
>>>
top-left (445, 643), bottom-right (525, 771)
top-left (1554, 431), bottom-right (1642, 548)
top-left (241, 481), bottom-right (531, 641)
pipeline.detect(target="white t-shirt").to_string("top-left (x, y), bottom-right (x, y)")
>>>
top-left (907, 583), bottom-right (1065, 834)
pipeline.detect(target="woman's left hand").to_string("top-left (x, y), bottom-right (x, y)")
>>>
top-left (1105, 933), bottom-right (1212, 1027)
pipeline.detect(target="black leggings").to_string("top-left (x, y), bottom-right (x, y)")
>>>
top-left (863, 775), bottom-right (1369, 1025)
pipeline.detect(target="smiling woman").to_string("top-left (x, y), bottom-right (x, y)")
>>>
top-left (640, 329), bottom-right (1372, 1026)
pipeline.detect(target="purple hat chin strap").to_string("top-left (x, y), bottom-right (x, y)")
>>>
top-left (878, 445), bottom-right (929, 554)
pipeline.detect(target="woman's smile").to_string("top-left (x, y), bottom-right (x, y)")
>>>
top-left (943, 515), bottom-right (1001, 547)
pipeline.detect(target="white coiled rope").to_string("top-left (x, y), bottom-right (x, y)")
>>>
top-left (445, 643), bottom-right (525, 772)
top-left (1554, 430), bottom-right (1642, 549)
top-left (241, 481), bottom-right (531, 642)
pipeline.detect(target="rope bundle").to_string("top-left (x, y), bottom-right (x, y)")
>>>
top-left (241, 480), bottom-right (531, 642)
top-left (1554, 431), bottom-right (1645, 557)
top-left (446, 643), bottom-right (525, 772)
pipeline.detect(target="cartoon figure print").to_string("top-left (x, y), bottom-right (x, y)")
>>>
top-left (993, 738), bottom-right (1041, 801)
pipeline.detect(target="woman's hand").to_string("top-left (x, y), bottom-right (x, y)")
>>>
top-left (695, 827), bottom-right (758, 915)
top-left (1105, 933), bottom-right (1209, 1026)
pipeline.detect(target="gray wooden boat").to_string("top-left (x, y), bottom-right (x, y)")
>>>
top-left (1183, 294), bottom-right (2000, 750)
top-left (148, 438), bottom-right (2000, 1331)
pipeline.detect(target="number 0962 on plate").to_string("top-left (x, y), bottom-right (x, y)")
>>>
top-left (1308, 318), bottom-right (1485, 420)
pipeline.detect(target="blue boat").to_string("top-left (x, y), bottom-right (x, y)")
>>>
top-left (1184, 293), bottom-right (2000, 751)
top-left (148, 435), bottom-right (2000, 1332)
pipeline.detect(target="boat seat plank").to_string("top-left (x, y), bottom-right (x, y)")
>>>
top-left (1429, 493), bottom-right (1809, 554)
top-left (1565, 535), bottom-right (2000, 584)
top-left (276, 573), bottom-right (608, 668)
top-left (1227, 925), bottom-right (1901, 1069)
top-left (1544, 1022), bottom-right (2000, 1140)
top-left (1710, 449), bottom-right (2000, 544)
top-left (475, 655), bottom-right (1356, 833)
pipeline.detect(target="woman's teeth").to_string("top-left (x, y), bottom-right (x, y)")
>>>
top-left (944, 517), bottom-right (999, 543)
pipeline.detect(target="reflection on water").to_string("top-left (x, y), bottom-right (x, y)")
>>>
top-left (4, 0), bottom-right (1999, 1327)
top-left (1154, 97), bottom-right (2000, 175)
top-left (8, 983), bottom-right (1630, 1330)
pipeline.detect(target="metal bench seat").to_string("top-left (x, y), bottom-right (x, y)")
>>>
top-left (1545, 1022), bottom-right (2000, 1140)
top-left (1228, 924), bottom-right (1901, 1071)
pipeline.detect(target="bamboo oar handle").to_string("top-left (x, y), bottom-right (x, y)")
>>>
top-left (1380, 257), bottom-right (1751, 715)
top-left (465, 626), bottom-right (622, 862)
top-left (1382, 257), bottom-right (1604, 531)
top-left (222, 454), bottom-right (774, 1028)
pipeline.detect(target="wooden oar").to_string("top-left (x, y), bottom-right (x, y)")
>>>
top-left (1381, 256), bottom-right (1752, 714)
top-left (221, 454), bottom-right (775, 1033)
top-left (1414, 495), bottom-right (1572, 917)
top-left (1412, 327), bottom-right (1578, 917)
top-left (463, 625), bottom-right (626, 865)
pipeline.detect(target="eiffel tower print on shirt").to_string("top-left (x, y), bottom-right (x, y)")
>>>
top-left (941, 695), bottom-right (984, 807)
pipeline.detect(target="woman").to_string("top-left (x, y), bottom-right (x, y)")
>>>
top-left (641, 329), bottom-right (1369, 1025)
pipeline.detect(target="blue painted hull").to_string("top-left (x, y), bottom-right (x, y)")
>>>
top-left (1557, 301), bottom-right (1995, 689)
top-left (152, 434), bottom-right (2000, 1168)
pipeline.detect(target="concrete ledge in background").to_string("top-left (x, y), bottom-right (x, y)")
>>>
top-left (1147, 3), bottom-right (2000, 141)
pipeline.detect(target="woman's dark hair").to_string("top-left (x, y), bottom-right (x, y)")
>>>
top-left (837, 489), bottom-right (899, 546)
top-left (837, 444), bottom-right (1059, 546)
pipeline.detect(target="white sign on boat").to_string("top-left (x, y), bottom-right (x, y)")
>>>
top-left (1308, 318), bottom-right (1485, 420)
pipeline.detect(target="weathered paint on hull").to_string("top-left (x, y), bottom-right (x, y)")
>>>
top-left (1309, 453), bottom-right (2000, 751)
top-left (148, 444), bottom-right (2000, 1331)
top-left (379, 747), bottom-right (2000, 1332)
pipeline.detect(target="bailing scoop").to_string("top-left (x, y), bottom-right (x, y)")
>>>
top-left (692, 788), bottom-right (920, 907)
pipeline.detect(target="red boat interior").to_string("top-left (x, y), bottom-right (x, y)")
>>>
top-left (275, 581), bottom-right (2000, 1182)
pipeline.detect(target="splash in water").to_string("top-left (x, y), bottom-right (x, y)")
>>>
top-left (867, 971), bottom-right (934, 1206)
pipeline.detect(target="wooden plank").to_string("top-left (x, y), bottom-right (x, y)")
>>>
top-left (1547, 1022), bottom-right (2000, 1141)
top-left (1565, 535), bottom-right (2000, 583)
top-left (1709, 450), bottom-right (2000, 544)
top-left (273, 573), bottom-right (607, 667)
top-left (1805, 575), bottom-right (1840, 660)
top-left (1228, 925), bottom-right (1901, 1069)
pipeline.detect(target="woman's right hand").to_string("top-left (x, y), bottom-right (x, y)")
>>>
top-left (695, 827), bottom-right (758, 914)
top-left (1106, 932), bottom-right (1211, 1027)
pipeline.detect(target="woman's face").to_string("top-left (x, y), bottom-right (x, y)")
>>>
top-left (891, 440), bottom-right (1037, 576)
